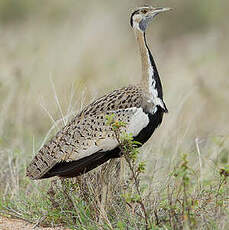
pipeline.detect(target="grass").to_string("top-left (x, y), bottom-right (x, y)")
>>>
top-left (0, 146), bottom-right (228, 229)
top-left (0, 1), bottom-right (229, 229)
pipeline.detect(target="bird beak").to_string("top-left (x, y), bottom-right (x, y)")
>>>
top-left (147, 7), bottom-right (172, 18)
top-left (154, 7), bottom-right (172, 13)
top-left (145, 7), bottom-right (172, 21)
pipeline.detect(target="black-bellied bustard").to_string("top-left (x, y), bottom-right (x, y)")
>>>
top-left (26, 6), bottom-right (170, 179)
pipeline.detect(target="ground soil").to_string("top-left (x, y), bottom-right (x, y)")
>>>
top-left (0, 216), bottom-right (68, 230)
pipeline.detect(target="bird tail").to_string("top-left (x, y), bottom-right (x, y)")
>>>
top-left (26, 140), bottom-right (60, 180)
top-left (26, 139), bottom-right (121, 179)
top-left (40, 151), bottom-right (113, 178)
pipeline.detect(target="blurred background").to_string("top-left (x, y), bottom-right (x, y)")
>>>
top-left (0, 0), bottom-right (229, 185)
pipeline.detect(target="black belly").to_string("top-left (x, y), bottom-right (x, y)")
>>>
top-left (134, 107), bottom-right (164, 145)
top-left (41, 107), bottom-right (164, 179)
top-left (108, 106), bottom-right (165, 158)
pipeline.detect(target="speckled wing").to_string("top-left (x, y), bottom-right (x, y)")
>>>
top-left (26, 86), bottom-right (149, 180)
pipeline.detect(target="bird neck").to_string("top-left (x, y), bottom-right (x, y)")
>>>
top-left (135, 29), bottom-right (167, 112)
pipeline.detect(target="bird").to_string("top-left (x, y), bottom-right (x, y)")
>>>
top-left (26, 6), bottom-right (170, 180)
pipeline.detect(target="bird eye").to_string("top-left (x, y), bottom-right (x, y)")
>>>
top-left (142, 9), bottom-right (147, 14)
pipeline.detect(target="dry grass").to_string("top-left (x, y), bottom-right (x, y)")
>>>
top-left (0, 0), bottom-right (228, 229)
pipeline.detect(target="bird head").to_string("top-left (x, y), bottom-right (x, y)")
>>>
top-left (130, 6), bottom-right (172, 32)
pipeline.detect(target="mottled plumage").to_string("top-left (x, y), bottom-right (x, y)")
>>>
top-left (27, 86), bottom-right (147, 179)
top-left (26, 6), bottom-right (170, 180)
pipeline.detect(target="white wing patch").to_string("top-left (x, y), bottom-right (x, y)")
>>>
top-left (125, 107), bottom-right (149, 136)
top-left (66, 107), bottom-right (149, 161)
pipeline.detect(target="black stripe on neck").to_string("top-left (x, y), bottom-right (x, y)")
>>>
top-left (143, 32), bottom-right (163, 100)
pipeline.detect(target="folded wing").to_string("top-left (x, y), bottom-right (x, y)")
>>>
top-left (26, 86), bottom-right (150, 179)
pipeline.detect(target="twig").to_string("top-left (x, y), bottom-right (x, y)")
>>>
top-left (195, 137), bottom-right (202, 181)
top-left (111, 123), bottom-right (150, 230)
